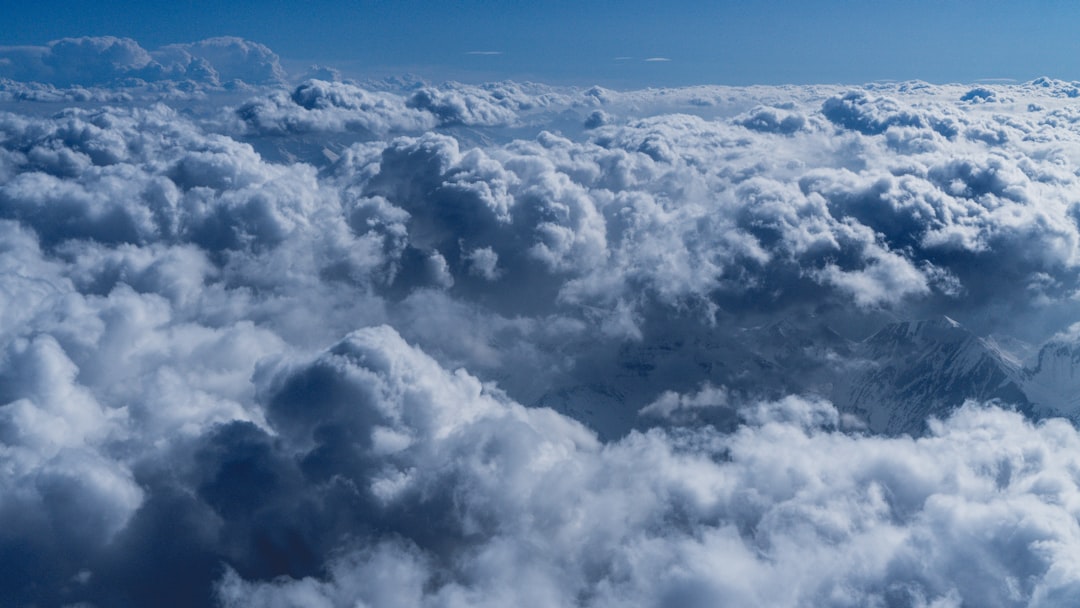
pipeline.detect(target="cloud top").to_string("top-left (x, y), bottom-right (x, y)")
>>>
top-left (0, 36), bottom-right (286, 87)
top-left (4, 36), bottom-right (1080, 606)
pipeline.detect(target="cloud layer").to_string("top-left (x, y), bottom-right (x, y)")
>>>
top-left (217, 367), bottom-right (1080, 608)
top-left (4, 36), bottom-right (1080, 606)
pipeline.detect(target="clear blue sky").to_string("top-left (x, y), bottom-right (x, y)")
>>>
top-left (3, 0), bottom-right (1079, 86)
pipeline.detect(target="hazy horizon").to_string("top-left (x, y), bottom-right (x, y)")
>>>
top-left (6, 1), bottom-right (1080, 87)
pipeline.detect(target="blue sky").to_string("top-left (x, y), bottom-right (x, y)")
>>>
top-left (3, 1), bottom-right (1080, 87)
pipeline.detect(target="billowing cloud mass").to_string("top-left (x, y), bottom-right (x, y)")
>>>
top-left (0, 36), bottom-right (285, 87)
top-left (4, 36), bottom-right (1080, 606)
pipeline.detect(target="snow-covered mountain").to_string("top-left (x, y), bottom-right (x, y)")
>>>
top-left (832, 317), bottom-right (1032, 435)
top-left (537, 315), bottom-right (1080, 438)
top-left (1022, 329), bottom-right (1080, 418)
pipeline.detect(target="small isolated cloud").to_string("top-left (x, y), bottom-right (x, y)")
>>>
top-left (465, 50), bottom-right (503, 56)
top-left (644, 56), bottom-right (672, 62)
top-left (639, 382), bottom-right (730, 421)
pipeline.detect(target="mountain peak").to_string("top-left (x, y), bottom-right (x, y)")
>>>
top-left (911, 315), bottom-right (963, 331)
top-left (841, 314), bottom-right (1032, 434)
top-left (866, 315), bottom-right (970, 347)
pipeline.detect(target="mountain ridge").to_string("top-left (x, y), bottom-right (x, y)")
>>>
top-left (535, 314), bottom-right (1080, 437)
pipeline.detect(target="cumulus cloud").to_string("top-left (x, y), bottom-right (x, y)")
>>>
top-left (157, 37), bottom-right (287, 85)
top-left (0, 37), bottom-right (153, 87)
top-left (2, 321), bottom-right (1054, 608)
top-left (6, 36), bottom-right (1080, 607)
top-left (210, 333), bottom-right (1080, 608)
top-left (403, 81), bottom-right (570, 127)
top-left (236, 80), bottom-right (436, 136)
top-left (0, 36), bottom-right (286, 88)
top-left (734, 104), bottom-right (809, 134)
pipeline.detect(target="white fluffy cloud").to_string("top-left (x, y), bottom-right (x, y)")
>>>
top-left (0, 36), bottom-right (285, 89)
top-left (216, 328), bottom-right (1080, 607)
top-left (236, 80), bottom-right (436, 136)
top-left (5, 37), bottom-right (1080, 606)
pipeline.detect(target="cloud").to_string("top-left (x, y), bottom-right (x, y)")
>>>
top-left (236, 80), bottom-right (577, 137)
top-left (734, 105), bottom-right (809, 134)
top-left (209, 330), bottom-right (1080, 607)
top-left (7, 321), bottom-right (1051, 608)
top-left (0, 36), bottom-right (286, 88)
top-left (7, 319), bottom-right (1078, 606)
top-left (0, 37), bottom-right (153, 87)
top-left (6, 36), bottom-right (1080, 606)
top-left (157, 37), bottom-right (287, 85)
top-left (639, 382), bottom-right (731, 421)
top-left (405, 85), bottom-right (523, 127)
top-left (236, 79), bottom-right (436, 136)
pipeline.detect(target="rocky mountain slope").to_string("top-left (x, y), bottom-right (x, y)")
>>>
top-left (832, 317), bottom-right (1032, 434)
top-left (537, 316), bottom-right (1080, 437)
